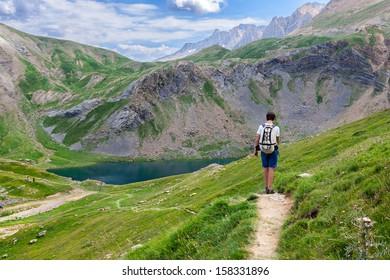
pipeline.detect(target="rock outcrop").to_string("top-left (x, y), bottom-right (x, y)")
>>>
top-left (48, 99), bottom-right (102, 119)
top-left (263, 2), bottom-right (325, 38)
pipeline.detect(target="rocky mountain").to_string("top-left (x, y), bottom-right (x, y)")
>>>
top-left (158, 24), bottom-right (265, 61)
top-left (0, 0), bottom-right (389, 163)
top-left (158, 2), bottom-right (325, 61)
top-left (262, 2), bottom-right (325, 38)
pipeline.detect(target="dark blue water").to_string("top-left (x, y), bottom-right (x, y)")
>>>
top-left (48, 158), bottom-right (238, 185)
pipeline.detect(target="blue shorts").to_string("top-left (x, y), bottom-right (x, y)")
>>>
top-left (261, 150), bottom-right (279, 168)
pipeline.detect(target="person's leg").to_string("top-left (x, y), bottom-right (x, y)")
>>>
top-left (261, 152), bottom-right (270, 193)
top-left (267, 168), bottom-right (275, 189)
top-left (266, 150), bottom-right (278, 192)
top-left (263, 167), bottom-right (269, 188)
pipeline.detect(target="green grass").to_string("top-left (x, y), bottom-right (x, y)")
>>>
top-left (315, 77), bottom-right (330, 104)
top-left (0, 111), bottom-right (388, 260)
top-left (0, 113), bottom-right (45, 163)
top-left (199, 141), bottom-right (231, 155)
top-left (270, 75), bottom-right (283, 98)
top-left (0, 160), bottom-right (72, 201)
top-left (0, 161), bottom-right (260, 259)
top-left (183, 45), bottom-right (230, 63)
top-left (276, 109), bottom-right (390, 259)
top-left (18, 58), bottom-right (51, 95)
top-left (126, 199), bottom-right (256, 259)
top-left (225, 35), bottom-right (332, 60)
top-left (35, 119), bottom-right (121, 168)
top-left (42, 100), bottom-right (128, 146)
top-left (203, 80), bottom-right (226, 109)
top-left (312, 1), bottom-right (390, 30)
top-left (248, 79), bottom-right (261, 105)
top-left (138, 100), bottom-right (176, 142)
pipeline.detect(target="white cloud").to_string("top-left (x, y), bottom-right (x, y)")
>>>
top-left (0, 1), bottom-right (15, 16)
top-left (169, 0), bottom-right (226, 14)
top-left (117, 43), bottom-right (179, 61)
top-left (0, 0), bottom-right (42, 19)
top-left (0, 0), bottom-right (267, 61)
top-left (114, 3), bottom-right (158, 15)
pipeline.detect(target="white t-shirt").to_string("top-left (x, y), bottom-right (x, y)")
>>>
top-left (257, 123), bottom-right (280, 137)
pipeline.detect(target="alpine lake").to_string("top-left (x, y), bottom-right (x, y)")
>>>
top-left (48, 158), bottom-right (239, 185)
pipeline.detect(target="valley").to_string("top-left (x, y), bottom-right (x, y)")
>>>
top-left (0, 0), bottom-right (389, 260)
top-left (0, 109), bottom-right (388, 259)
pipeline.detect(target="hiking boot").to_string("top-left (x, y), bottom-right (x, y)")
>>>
top-left (266, 188), bottom-right (275, 194)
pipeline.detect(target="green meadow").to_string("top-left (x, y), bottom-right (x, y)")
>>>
top-left (0, 109), bottom-right (388, 260)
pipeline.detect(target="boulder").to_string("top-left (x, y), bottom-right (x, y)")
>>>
top-left (131, 244), bottom-right (143, 251)
top-left (29, 239), bottom-right (38, 244)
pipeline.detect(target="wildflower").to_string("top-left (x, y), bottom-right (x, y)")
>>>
top-left (362, 217), bottom-right (373, 228)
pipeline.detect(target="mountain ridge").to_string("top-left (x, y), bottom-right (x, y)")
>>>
top-left (158, 2), bottom-right (325, 61)
top-left (0, 0), bottom-right (389, 164)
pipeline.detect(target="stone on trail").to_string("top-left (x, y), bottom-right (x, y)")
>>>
top-left (131, 244), bottom-right (143, 251)
top-left (297, 173), bottom-right (312, 178)
top-left (29, 239), bottom-right (38, 244)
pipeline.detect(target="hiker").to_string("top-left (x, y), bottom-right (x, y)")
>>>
top-left (254, 111), bottom-right (280, 194)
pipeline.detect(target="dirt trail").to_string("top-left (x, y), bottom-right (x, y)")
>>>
top-left (248, 193), bottom-right (294, 259)
top-left (0, 188), bottom-right (95, 223)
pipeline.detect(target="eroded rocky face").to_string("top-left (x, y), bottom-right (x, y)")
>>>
top-left (53, 36), bottom-right (388, 158)
top-left (1, 19), bottom-right (389, 160)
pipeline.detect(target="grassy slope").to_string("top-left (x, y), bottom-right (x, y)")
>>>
top-left (0, 160), bottom-right (73, 208)
top-left (182, 45), bottom-right (230, 63)
top-left (0, 109), bottom-right (388, 260)
top-left (0, 161), bottom-right (259, 259)
top-left (311, 1), bottom-right (390, 30)
top-left (277, 110), bottom-right (390, 259)
top-left (2, 24), bottom-right (165, 167)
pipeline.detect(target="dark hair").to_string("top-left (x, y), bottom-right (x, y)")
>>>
top-left (266, 112), bottom-right (276, 121)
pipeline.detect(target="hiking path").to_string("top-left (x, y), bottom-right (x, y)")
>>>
top-left (248, 193), bottom-right (294, 259)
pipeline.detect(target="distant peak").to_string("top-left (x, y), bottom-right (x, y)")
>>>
top-left (296, 2), bottom-right (325, 15)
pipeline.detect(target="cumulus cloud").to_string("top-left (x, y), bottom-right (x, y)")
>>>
top-left (169, 0), bottom-right (226, 14)
top-left (0, 0), bottom-right (42, 20)
top-left (117, 44), bottom-right (179, 61)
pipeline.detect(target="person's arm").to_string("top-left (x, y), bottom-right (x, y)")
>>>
top-left (254, 134), bottom-right (260, 156)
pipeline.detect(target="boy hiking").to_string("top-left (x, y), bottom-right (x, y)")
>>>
top-left (254, 112), bottom-right (280, 194)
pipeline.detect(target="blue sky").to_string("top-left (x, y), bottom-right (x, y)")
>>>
top-left (0, 0), bottom-right (330, 61)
